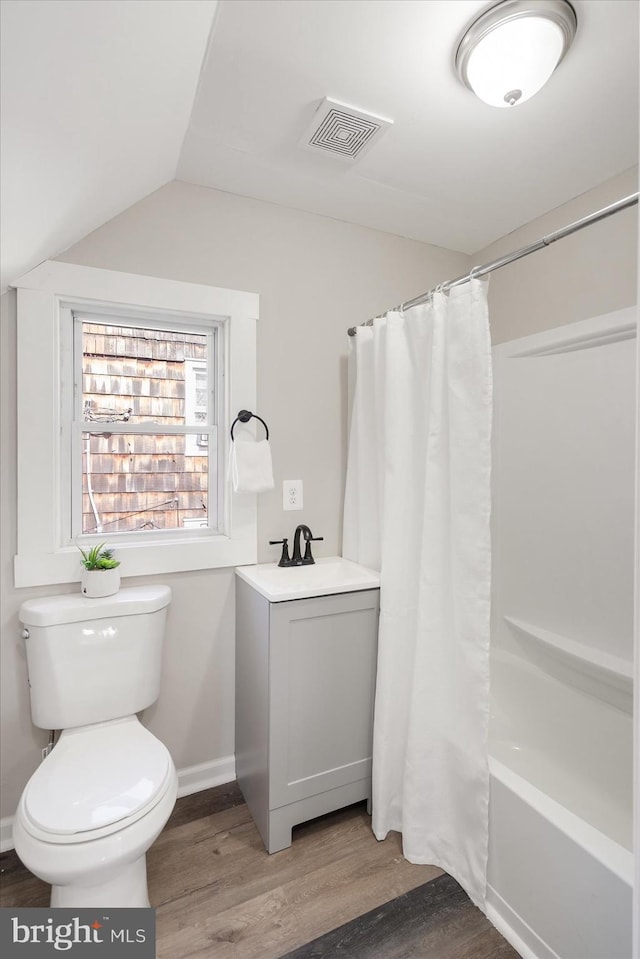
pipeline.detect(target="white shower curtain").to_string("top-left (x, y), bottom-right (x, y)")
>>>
top-left (343, 279), bottom-right (492, 909)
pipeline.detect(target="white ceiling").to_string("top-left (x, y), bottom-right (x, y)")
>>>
top-left (0, 0), bottom-right (219, 291)
top-left (179, 0), bottom-right (638, 253)
top-left (2, 0), bottom-right (638, 292)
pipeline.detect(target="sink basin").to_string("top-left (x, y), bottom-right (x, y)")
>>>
top-left (235, 556), bottom-right (380, 602)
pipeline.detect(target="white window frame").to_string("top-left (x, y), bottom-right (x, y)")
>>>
top-left (14, 261), bottom-right (258, 587)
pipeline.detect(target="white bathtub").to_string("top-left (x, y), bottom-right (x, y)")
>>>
top-left (487, 648), bottom-right (634, 959)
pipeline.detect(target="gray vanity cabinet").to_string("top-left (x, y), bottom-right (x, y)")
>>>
top-left (235, 577), bottom-right (380, 853)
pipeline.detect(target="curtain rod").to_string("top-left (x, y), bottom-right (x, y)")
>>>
top-left (347, 191), bottom-right (639, 335)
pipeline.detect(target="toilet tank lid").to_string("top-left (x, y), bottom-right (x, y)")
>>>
top-left (19, 585), bottom-right (171, 627)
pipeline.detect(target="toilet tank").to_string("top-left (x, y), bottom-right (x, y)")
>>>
top-left (19, 585), bottom-right (171, 730)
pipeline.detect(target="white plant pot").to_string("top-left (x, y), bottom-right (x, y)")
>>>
top-left (80, 567), bottom-right (121, 598)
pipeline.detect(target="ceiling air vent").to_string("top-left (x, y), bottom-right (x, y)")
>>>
top-left (300, 98), bottom-right (393, 162)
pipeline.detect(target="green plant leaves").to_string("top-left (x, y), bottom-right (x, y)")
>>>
top-left (78, 542), bottom-right (120, 570)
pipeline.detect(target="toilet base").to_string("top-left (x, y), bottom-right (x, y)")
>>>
top-left (50, 855), bottom-right (149, 908)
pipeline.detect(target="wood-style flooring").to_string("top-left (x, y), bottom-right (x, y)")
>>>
top-left (0, 783), bottom-right (520, 958)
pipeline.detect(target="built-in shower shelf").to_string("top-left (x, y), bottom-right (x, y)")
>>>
top-left (503, 615), bottom-right (633, 697)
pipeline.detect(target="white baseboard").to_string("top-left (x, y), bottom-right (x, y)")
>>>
top-left (0, 754), bottom-right (236, 853)
top-left (486, 884), bottom-right (559, 959)
top-left (176, 755), bottom-right (236, 798)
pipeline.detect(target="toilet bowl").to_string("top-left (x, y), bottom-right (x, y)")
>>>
top-left (14, 585), bottom-right (176, 907)
top-left (13, 716), bottom-right (178, 907)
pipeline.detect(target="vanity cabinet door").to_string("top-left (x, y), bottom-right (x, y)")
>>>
top-left (268, 589), bottom-right (379, 809)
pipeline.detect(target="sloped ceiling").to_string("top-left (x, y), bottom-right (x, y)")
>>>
top-left (2, 0), bottom-right (638, 293)
top-left (0, 0), bottom-right (219, 291)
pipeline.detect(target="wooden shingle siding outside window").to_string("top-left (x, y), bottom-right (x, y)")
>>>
top-left (81, 324), bottom-right (209, 534)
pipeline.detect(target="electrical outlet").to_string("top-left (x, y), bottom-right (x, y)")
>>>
top-left (283, 479), bottom-right (303, 511)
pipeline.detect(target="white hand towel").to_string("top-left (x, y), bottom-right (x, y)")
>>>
top-left (230, 438), bottom-right (275, 493)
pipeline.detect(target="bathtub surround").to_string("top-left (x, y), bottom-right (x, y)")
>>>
top-left (343, 280), bottom-right (493, 909)
top-left (486, 310), bottom-right (635, 957)
top-left (493, 311), bottom-right (636, 673)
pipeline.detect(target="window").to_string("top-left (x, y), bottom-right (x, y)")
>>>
top-left (70, 314), bottom-right (219, 537)
top-left (14, 262), bottom-right (258, 586)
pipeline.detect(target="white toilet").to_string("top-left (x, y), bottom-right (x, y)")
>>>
top-left (13, 585), bottom-right (178, 908)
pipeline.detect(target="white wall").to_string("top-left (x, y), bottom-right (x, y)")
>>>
top-left (476, 167), bottom-right (638, 344)
top-left (0, 181), bottom-right (469, 821)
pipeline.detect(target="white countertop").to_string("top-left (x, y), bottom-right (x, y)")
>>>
top-left (235, 556), bottom-right (380, 602)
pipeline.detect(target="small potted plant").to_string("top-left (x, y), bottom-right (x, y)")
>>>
top-left (78, 543), bottom-right (121, 598)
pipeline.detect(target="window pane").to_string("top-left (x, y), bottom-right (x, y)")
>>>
top-left (78, 321), bottom-right (217, 536)
top-left (81, 431), bottom-right (212, 534)
top-left (184, 360), bottom-right (209, 456)
top-left (82, 323), bottom-right (209, 426)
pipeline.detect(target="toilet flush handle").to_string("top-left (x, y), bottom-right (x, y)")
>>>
top-left (21, 628), bottom-right (29, 639)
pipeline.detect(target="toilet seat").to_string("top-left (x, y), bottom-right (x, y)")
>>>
top-left (21, 717), bottom-right (173, 845)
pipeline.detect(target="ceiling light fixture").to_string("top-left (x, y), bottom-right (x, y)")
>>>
top-left (455, 0), bottom-right (577, 108)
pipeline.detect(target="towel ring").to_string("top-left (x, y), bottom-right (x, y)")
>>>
top-left (230, 409), bottom-right (270, 441)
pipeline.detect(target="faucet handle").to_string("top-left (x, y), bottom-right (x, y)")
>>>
top-left (269, 538), bottom-right (291, 567)
top-left (303, 535), bottom-right (323, 564)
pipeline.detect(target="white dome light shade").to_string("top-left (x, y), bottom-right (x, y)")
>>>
top-left (466, 17), bottom-right (564, 107)
top-left (456, 0), bottom-right (577, 108)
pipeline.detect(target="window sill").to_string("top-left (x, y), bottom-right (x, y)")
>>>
top-left (15, 529), bottom-right (257, 588)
